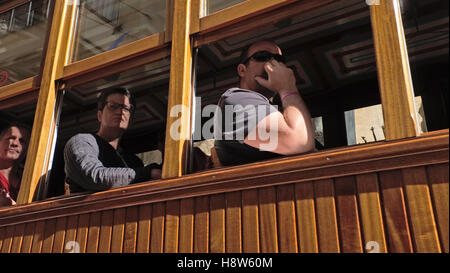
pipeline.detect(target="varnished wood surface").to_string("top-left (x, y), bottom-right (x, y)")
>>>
top-left (0, 0), bottom-right (31, 14)
top-left (162, 0), bottom-right (193, 178)
top-left (370, 0), bottom-right (419, 140)
top-left (16, 0), bottom-right (74, 204)
top-left (0, 133), bottom-right (448, 253)
top-left (0, 77), bottom-right (39, 103)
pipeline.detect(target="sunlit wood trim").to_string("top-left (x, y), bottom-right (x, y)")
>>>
top-left (198, 0), bottom-right (294, 34)
top-left (65, 46), bottom-right (171, 89)
top-left (190, 0), bottom-right (201, 34)
top-left (0, 90), bottom-right (39, 111)
top-left (1, 131), bottom-right (447, 225)
top-left (17, 0), bottom-right (74, 205)
top-left (370, 0), bottom-right (419, 140)
top-left (0, 0), bottom-right (30, 14)
top-left (0, 77), bottom-right (39, 103)
top-left (162, 0), bottom-right (193, 178)
top-left (62, 32), bottom-right (167, 80)
top-left (194, 0), bottom-right (335, 46)
top-left (165, 0), bottom-right (174, 43)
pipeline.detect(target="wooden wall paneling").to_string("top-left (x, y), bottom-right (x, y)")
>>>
top-left (426, 163), bottom-right (449, 253)
top-left (258, 187), bottom-right (278, 253)
top-left (210, 194), bottom-right (226, 253)
top-left (20, 222), bottom-right (36, 253)
top-left (335, 177), bottom-right (363, 253)
top-left (41, 218), bottom-right (57, 253)
top-left (137, 204), bottom-right (152, 253)
top-left (123, 207), bottom-right (139, 253)
top-left (86, 212), bottom-right (101, 253)
top-left (179, 199), bottom-right (194, 253)
top-left (0, 225), bottom-right (14, 253)
top-left (194, 196), bottom-right (209, 253)
top-left (10, 223), bottom-right (25, 253)
top-left (111, 208), bottom-right (126, 253)
top-left (31, 220), bottom-right (46, 253)
top-left (98, 210), bottom-right (113, 253)
top-left (314, 179), bottom-right (340, 253)
top-left (52, 217), bottom-right (68, 253)
top-left (225, 192), bottom-right (242, 253)
top-left (276, 184), bottom-right (298, 253)
top-left (164, 200), bottom-right (180, 253)
top-left (63, 215), bottom-right (78, 253)
top-left (150, 202), bottom-right (166, 253)
top-left (242, 189), bottom-right (260, 253)
top-left (294, 182), bottom-right (318, 253)
top-left (356, 173), bottom-right (387, 253)
top-left (402, 167), bottom-right (441, 252)
top-left (76, 213), bottom-right (90, 253)
top-left (378, 170), bottom-right (413, 252)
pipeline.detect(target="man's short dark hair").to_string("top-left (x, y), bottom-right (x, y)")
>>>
top-left (0, 119), bottom-right (31, 136)
top-left (97, 87), bottom-right (136, 114)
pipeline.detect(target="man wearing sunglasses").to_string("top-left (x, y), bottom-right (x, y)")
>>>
top-left (64, 88), bottom-right (161, 193)
top-left (214, 40), bottom-right (315, 166)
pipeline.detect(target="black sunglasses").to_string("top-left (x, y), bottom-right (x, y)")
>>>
top-left (105, 101), bottom-right (134, 113)
top-left (241, 50), bottom-right (286, 64)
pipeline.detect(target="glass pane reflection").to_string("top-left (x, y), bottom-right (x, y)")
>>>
top-left (72, 0), bottom-right (166, 61)
top-left (0, 0), bottom-right (51, 86)
top-left (204, 0), bottom-right (246, 16)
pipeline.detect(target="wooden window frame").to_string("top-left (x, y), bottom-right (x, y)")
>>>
top-left (0, 0), bottom-right (428, 204)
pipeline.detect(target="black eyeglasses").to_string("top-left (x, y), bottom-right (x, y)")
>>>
top-left (105, 101), bottom-right (134, 113)
top-left (241, 50), bottom-right (286, 65)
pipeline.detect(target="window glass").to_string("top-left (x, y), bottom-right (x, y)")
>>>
top-left (192, 0), bottom-right (381, 170)
top-left (401, 0), bottom-right (449, 132)
top-left (46, 57), bottom-right (170, 198)
top-left (72, 0), bottom-right (166, 61)
top-left (0, 0), bottom-right (51, 86)
top-left (203, 0), bottom-right (246, 16)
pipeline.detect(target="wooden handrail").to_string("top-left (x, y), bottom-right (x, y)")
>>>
top-left (1, 131), bottom-right (447, 227)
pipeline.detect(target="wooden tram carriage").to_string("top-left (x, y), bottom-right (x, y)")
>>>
top-left (0, 0), bottom-right (448, 253)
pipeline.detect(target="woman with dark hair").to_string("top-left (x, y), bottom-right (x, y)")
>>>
top-left (0, 120), bottom-right (31, 206)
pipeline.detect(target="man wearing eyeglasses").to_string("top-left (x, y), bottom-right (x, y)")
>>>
top-left (214, 40), bottom-right (315, 166)
top-left (64, 88), bottom-right (161, 193)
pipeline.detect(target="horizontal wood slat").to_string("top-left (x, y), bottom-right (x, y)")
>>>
top-left (0, 135), bottom-right (447, 253)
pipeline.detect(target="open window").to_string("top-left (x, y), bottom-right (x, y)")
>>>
top-left (45, 56), bottom-right (170, 198)
top-left (0, 91), bottom-right (36, 204)
top-left (191, 0), bottom-right (385, 170)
